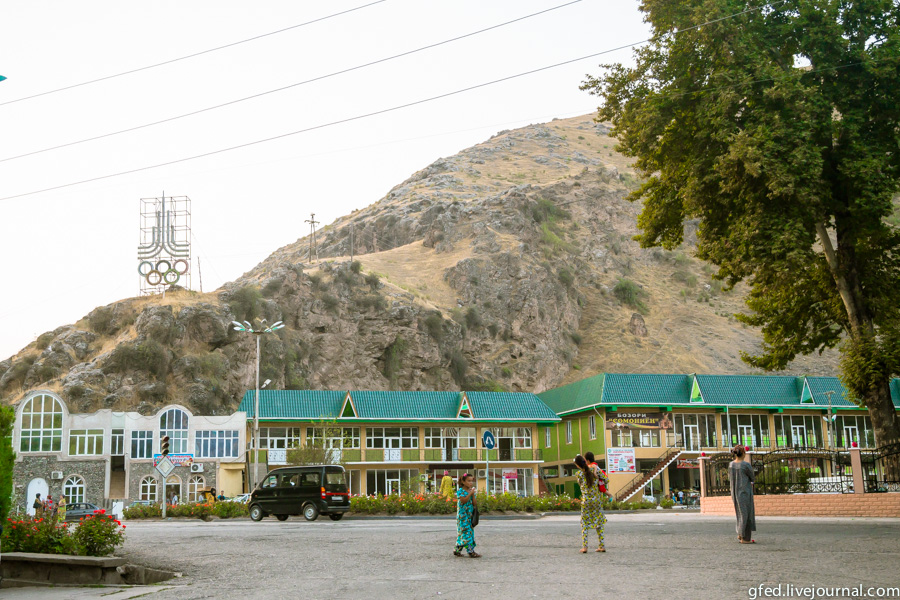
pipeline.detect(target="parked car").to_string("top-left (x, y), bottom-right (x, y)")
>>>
top-left (63, 502), bottom-right (102, 522)
top-left (228, 493), bottom-right (250, 504)
top-left (128, 500), bottom-right (153, 509)
top-left (248, 465), bottom-right (350, 522)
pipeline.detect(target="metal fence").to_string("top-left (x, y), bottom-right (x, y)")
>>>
top-left (704, 447), bottom-right (855, 496)
top-left (861, 442), bottom-right (900, 493)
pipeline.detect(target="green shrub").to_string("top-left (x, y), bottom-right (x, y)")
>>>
top-left (448, 349), bottom-right (467, 385)
top-left (569, 331), bottom-right (583, 345)
top-left (423, 311), bottom-right (444, 342)
top-left (123, 504), bottom-right (161, 519)
top-left (673, 269), bottom-right (697, 287)
top-left (71, 510), bottom-right (126, 556)
top-left (31, 363), bottom-right (59, 383)
top-left (262, 278), bottom-right (283, 298)
top-left (35, 332), bottom-right (55, 350)
top-left (558, 268), bottom-right (575, 288)
top-left (464, 307), bottom-right (482, 330)
top-left (364, 272), bottom-right (380, 289)
top-left (382, 337), bottom-right (408, 389)
top-left (321, 294), bottom-right (340, 312)
top-left (228, 286), bottom-right (263, 322)
top-left (88, 307), bottom-right (119, 336)
top-left (467, 380), bottom-right (506, 392)
top-left (659, 497), bottom-right (675, 509)
top-left (500, 367), bottom-right (512, 378)
top-left (106, 340), bottom-right (169, 379)
top-left (612, 278), bottom-right (649, 313)
top-left (350, 260), bottom-right (362, 274)
top-left (355, 294), bottom-right (387, 311)
top-left (1, 355), bottom-right (37, 392)
top-left (308, 273), bottom-right (324, 289)
top-left (2, 512), bottom-right (125, 557)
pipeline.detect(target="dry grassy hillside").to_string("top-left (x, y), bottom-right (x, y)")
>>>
top-left (1, 114), bottom-right (840, 415)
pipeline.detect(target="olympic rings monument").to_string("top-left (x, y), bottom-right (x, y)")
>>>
top-left (137, 194), bottom-right (191, 295)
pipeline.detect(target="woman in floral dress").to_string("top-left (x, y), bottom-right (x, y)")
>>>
top-left (575, 454), bottom-right (606, 553)
top-left (453, 473), bottom-right (481, 558)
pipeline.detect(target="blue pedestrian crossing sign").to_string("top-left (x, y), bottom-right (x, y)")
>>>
top-left (482, 430), bottom-right (496, 450)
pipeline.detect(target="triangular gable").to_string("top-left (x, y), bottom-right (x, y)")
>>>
top-left (800, 379), bottom-right (814, 404)
top-left (690, 375), bottom-right (704, 404)
top-left (339, 392), bottom-right (358, 418)
top-left (457, 393), bottom-right (473, 419)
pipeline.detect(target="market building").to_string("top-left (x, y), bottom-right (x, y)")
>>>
top-left (238, 390), bottom-right (560, 496)
top-left (10, 389), bottom-right (248, 513)
top-left (537, 373), bottom-right (900, 501)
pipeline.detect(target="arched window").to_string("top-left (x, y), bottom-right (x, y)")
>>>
top-left (19, 394), bottom-right (64, 452)
top-left (159, 408), bottom-right (189, 454)
top-left (63, 475), bottom-right (85, 504)
top-left (188, 475), bottom-right (205, 502)
top-left (140, 476), bottom-right (158, 502)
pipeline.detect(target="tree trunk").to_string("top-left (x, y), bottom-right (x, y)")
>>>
top-left (815, 223), bottom-right (900, 448)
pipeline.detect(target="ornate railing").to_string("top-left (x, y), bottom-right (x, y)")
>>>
top-left (861, 442), bottom-right (900, 493)
top-left (704, 448), bottom-right (854, 496)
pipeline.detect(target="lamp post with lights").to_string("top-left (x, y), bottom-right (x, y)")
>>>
top-left (232, 319), bottom-right (284, 489)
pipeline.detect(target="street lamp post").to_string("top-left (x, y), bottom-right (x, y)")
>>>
top-left (232, 319), bottom-right (284, 490)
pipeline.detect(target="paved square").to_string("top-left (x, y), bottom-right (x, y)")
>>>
top-left (6, 513), bottom-right (898, 599)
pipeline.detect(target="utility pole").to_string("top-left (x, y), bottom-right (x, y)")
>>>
top-left (305, 213), bottom-right (320, 263)
top-left (823, 390), bottom-right (836, 448)
top-left (197, 257), bottom-right (203, 293)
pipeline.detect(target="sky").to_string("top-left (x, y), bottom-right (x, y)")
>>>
top-left (0, 0), bottom-right (649, 360)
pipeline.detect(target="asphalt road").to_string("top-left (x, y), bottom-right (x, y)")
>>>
top-left (5, 513), bottom-right (899, 600)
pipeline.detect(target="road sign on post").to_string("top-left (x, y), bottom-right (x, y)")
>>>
top-left (482, 430), bottom-right (496, 494)
top-left (156, 456), bottom-right (174, 519)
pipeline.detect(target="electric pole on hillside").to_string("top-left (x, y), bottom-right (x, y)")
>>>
top-left (305, 213), bottom-right (320, 263)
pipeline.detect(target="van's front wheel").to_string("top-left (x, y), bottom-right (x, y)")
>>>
top-left (303, 503), bottom-right (319, 521)
top-left (329, 513), bottom-right (344, 521)
top-left (249, 504), bottom-right (265, 522)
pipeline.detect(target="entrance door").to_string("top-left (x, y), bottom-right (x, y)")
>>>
top-left (386, 471), bottom-right (401, 495)
top-left (385, 438), bottom-right (401, 462)
top-left (443, 437), bottom-right (458, 462)
top-left (843, 425), bottom-right (859, 448)
top-left (739, 425), bottom-right (755, 448)
top-left (499, 438), bottom-right (512, 461)
top-left (684, 425), bottom-right (700, 451)
top-left (26, 478), bottom-right (49, 516)
top-left (791, 424), bottom-right (806, 448)
top-left (165, 476), bottom-right (181, 504)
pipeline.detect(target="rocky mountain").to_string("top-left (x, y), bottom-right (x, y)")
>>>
top-left (0, 115), bottom-right (840, 415)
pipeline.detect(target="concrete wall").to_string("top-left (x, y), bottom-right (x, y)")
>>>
top-left (701, 494), bottom-right (900, 518)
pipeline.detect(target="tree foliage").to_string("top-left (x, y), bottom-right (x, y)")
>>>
top-left (286, 421), bottom-right (347, 467)
top-left (582, 0), bottom-right (900, 444)
top-left (0, 405), bottom-right (15, 524)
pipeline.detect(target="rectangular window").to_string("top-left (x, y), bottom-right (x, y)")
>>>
top-left (565, 421), bottom-right (573, 445)
top-left (131, 431), bottom-right (153, 458)
top-left (306, 427), bottom-right (360, 449)
top-left (259, 427), bottom-right (302, 450)
top-left (195, 430), bottom-right (239, 458)
top-left (365, 427), bottom-right (418, 449)
top-left (589, 416), bottom-right (596, 440)
top-left (545, 427), bottom-right (552, 448)
top-left (69, 429), bottom-right (104, 456)
top-left (111, 429), bottom-right (124, 455)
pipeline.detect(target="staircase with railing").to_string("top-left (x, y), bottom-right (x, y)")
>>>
top-left (614, 447), bottom-right (683, 502)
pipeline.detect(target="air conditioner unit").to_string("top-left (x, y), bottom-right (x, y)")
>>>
top-left (190, 463), bottom-right (204, 473)
top-left (51, 471), bottom-right (63, 480)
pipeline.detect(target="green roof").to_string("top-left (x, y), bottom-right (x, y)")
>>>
top-left (239, 390), bottom-right (559, 422)
top-left (238, 390), bottom-right (344, 420)
top-left (537, 374), bottom-right (605, 415)
top-left (466, 392), bottom-right (560, 421)
top-left (695, 374), bottom-right (804, 407)
top-left (601, 374), bottom-right (692, 406)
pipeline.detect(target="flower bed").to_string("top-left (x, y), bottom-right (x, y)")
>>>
top-left (122, 501), bottom-right (249, 520)
top-left (2, 510), bottom-right (125, 556)
top-left (349, 492), bottom-right (584, 515)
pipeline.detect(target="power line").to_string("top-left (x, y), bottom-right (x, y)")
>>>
top-left (0, 1), bottom-right (793, 203)
top-left (0, 0), bottom-right (388, 107)
top-left (0, 0), bottom-right (583, 163)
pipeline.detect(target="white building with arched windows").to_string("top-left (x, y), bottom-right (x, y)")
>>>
top-left (11, 390), bottom-right (247, 511)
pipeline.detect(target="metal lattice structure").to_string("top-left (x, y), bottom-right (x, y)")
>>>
top-left (137, 195), bottom-right (191, 296)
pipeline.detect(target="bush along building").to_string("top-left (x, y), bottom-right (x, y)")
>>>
top-left (11, 389), bottom-right (248, 513)
top-left (238, 390), bottom-right (560, 496)
top-left (537, 374), bottom-right (900, 501)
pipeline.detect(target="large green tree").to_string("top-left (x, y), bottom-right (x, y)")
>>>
top-left (1, 405), bottom-right (14, 523)
top-left (582, 0), bottom-right (900, 445)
